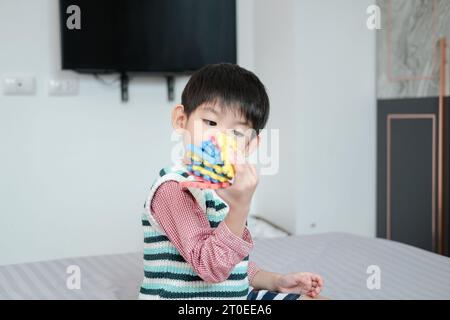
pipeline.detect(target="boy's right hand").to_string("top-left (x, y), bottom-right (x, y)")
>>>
top-left (215, 161), bottom-right (258, 214)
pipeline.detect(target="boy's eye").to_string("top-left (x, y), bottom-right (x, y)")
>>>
top-left (203, 119), bottom-right (217, 126)
top-left (232, 129), bottom-right (244, 137)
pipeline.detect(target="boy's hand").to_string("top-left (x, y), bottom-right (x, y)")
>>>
top-left (217, 159), bottom-right (258, 239)
top-left (215, 161), bottom-right (258, 212)
top-left (275, 272), bottom-right (324, 298)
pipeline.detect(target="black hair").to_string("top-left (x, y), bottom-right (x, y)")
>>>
top-left (181, 63), bottom-right (270, 134)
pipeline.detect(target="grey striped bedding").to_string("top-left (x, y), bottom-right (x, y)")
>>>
top-left (0, 232), bottom-right (449, 299)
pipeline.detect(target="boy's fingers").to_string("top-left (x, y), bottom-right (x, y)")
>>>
top-left (311, 274), bottom-right (323, 286)
top-left (316, 276), bottom-right (324, 287)
top-left (234, 160), bottom-right (252, 175)
top-left (233, 162), bottom-right (246, 176)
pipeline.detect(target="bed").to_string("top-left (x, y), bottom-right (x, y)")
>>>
top-left (1, 232), bottom-right (449, 299)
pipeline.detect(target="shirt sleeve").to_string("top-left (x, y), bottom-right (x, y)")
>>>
top-left (150, 180), bottom-right (254, 283)
top-left (248, 261), bottom-right (262, 285)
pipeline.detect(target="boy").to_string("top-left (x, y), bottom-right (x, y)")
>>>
top-left (139, 63), bottom-right (324, 300)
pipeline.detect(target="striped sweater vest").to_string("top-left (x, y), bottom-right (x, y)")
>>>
top-left (139, 164), bottom-right (250, 300)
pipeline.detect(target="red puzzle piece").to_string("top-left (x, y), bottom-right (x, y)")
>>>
top-left (180, 173), bottom-right (231, 190)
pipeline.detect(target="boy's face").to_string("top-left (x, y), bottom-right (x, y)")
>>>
top-left (172, 102), bottom-right (259, 157)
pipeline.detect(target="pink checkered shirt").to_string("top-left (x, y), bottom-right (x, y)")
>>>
top-left (150, 180), bottom-right (261, 284)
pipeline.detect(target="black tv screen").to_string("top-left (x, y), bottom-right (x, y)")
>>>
top-left (59, 0), bottom-right (236, 74)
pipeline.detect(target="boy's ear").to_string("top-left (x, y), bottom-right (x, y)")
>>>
top-left (172, 104), bottom-right (187, 129)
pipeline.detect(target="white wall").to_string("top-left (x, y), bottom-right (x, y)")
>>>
top-left (0, 0), bottom-right (255, 265)
top-left (253, 0), bottom-right (376, 237)
top-left (0, 0), bottom-right (376, 266)
top-left (252, 0), bottom-right (298, 232)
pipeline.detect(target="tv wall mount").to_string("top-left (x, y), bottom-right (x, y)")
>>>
top-left (119, 72), bottom-right (175, 103)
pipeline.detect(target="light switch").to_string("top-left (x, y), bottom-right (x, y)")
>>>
top-left (48, 78), bottom-right (79, 96)
top-left (3, 76), bottom-right (36, 95)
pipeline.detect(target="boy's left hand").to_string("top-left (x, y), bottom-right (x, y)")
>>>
top-left (275, 272), bottom-right (324, 298)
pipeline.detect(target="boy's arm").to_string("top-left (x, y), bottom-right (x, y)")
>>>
top-left (249, 260), bottom-right (282, 292)
top-left (213, 161), bottom-right (324, 296)
top-left (248, 261), bottom-right (261, 285)
top-left (216, 161), bottom-right (280, 290)
top-left (250, 264), bottom-right (325, 297)
top-left (249, 267), bottom-right (282, 292)
top-left (224, 197), bottom-right (281, 291)
top-left (150, 180), bottom-right (254, 284)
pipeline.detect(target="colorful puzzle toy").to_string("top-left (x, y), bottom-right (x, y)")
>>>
top-left (180, 133), bottom-right (237, 190)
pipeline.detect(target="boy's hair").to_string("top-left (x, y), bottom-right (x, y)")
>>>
top-left (181, 63), bottom-right (270, 134)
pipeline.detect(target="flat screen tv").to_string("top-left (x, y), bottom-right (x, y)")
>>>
top-left (59, 0), bottom-right (237, 74)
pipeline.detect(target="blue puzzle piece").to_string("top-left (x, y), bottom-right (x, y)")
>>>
top-left (204, 145), bottom-right (216, 157)
top-left (186, 144), bottom-right (217, 165)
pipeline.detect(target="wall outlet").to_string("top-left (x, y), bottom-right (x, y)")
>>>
top-left (2, 76), bottom-right (36, 95)
top-left (48, 78), bottom-right (79, 96)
